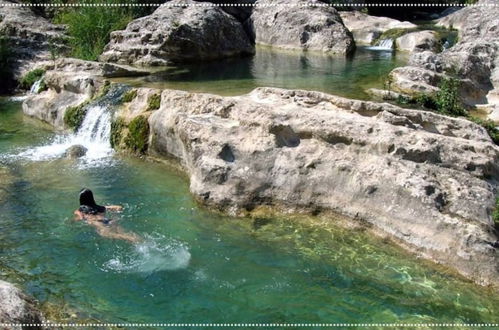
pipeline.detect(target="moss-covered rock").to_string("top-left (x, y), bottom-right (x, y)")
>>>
top-left (147, 93), bottom-right (161, 111)
top-left (122, 89), bottom-right (137, 103)
top-left (110, 117), bottom-right (126, 149)
top-left (124, 115), bottom-right (150, 154)
top-left (19, 68), bottom-right (45, 90)
top-left (63, 103), bottom-right (88, 130)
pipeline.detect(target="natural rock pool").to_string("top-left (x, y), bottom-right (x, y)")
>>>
top-left (1, 91), bottom-right (499, 324)
top-left (112, 46), bottom-right (408, 99)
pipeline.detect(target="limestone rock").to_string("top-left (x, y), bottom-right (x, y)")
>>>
top-left (140, 87), bottom-right (499, 286)
top-left (395, 30), bottom-right (439, 53)
top-left (390, 0), bottom-right (499, 120)
top-left (100, 0), bottom-right (254, 66)
top-left (64, 145), bottom-right (88, 159)
top-left (248, 0), bottom-right (355, 54)
top-left (0, 280), bottom-right (45, 327)
top-left (0, 0), bottom-right (68, 78)
top-left (339, 11), bottom-right (416, 45)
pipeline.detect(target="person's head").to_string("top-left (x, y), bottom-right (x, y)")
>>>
top-left (79, 188), bottom-right (97, 207)
top-left (78, 188), bottom-right (106, 214)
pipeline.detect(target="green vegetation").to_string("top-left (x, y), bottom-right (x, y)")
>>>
top-left (20, 68), bottom-right (45, 90)
top-left (147, 94), bottom-right (161, 111)
top-left (125, 115), bottom-right (150, 154)
top-left (110, 117), bottom-right (126, 149)
top-left (64, 103), bottom-right (88, 130)
top-left (122, 89), bottom-right (138, 103)
top-left (435, 77), bottom-right (466, 117)
top-left (55, 0), bottom-right (132, 61)
top-left (468, 117), bottom-right (499, 145)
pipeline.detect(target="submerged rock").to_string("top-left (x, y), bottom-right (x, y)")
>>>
top-left (0, 280), bottom-right (45, 327)
top-left (64, 145), bottom-right (88, 159)
top-left (339, 11), bottom-right (416, 45)
top-left (248, 0), bottom-right (355, 54)
top-left (141, 87), bottom-right (499, 286)
top-left (100, 0), bottom-right (254, 66)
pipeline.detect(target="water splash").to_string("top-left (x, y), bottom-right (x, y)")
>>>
top-left (366, 39), bottom-right (394, 51)
top-left (103, 235), bottom-right (191, 273)
top-left (11, 105), bottom-right (114, 167)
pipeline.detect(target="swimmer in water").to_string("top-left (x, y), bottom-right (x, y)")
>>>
top-left (74, 188), bottom-right (140, 243)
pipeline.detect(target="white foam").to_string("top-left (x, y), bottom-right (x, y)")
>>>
top-left (103, 235), bottom-right (191, 273)
top-left (10, 105), bottom-right (114, 168)
top-left (365, 39), bottom-right (394, 51)
top-left (30, 78), bottom-right (44, 94)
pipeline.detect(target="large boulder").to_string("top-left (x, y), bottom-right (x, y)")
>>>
top-left (248, 0), bottom-right (355, 54)
top-left (0, 0), bottom-right (68, 78)
top-left (100, 0), bottom-right (254, 66)
top-left (339, 11), bottom-right (416, 45)
top-left (395, 30), bottom-right (439, 53)
top-left (124, 86), bottom-right (499, 286)
top-left (0, 280), bottom-right (45, 327)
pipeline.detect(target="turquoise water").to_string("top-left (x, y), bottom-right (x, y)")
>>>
top-left (1, 97), bottom-right (499, 325)
top-left (112, 46), bottom-right (407, 99)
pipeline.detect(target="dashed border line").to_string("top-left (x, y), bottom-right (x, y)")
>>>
top-left (0, 2), bottom-right (498, 7)
top-left (1, 323), bottom-right (499, 327)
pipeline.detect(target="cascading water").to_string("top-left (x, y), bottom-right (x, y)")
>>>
top-left (29, 78), bottom-right (44, 94)
top-left (366, 39), bottom-right (394, 51)
top-left (15, 105), bottom-right (114, 165)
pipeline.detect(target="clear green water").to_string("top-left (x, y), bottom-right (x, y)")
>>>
top-left (112, 46), bottom-right (408, 99)
top-left (1, 96), bottom-right (499, 325)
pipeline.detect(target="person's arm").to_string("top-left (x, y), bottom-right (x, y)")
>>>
top-left (74, 209), bottom-right (84, 221)
top-left (105, 205), bottom-right (123, 212)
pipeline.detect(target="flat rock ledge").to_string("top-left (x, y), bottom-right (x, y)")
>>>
top-left (23, 69), bottom-right (499, 286)
top-left (145, 87), bottom-right (498, 287)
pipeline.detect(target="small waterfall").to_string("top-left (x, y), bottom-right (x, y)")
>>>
top-left (15, 105), bottom-right (114, 165)
top-left (29, 78), bottom-right (44, 94)
top-left (366, 39), bottom-right (394, 51)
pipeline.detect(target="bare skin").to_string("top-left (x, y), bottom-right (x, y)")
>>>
top-left (74, 207), bottom-right (141, 243)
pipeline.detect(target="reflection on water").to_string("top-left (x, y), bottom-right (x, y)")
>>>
top-left (1, 78), bottom-right (499, 325)
top-left (113, 46), bottom-right (407, 98)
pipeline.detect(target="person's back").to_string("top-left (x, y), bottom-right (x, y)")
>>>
top-left (74, 188), bottom-right (139, 243)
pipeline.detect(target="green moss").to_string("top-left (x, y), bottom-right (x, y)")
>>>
top-left (110, 117), bottom-right (126, 149)
top-left (20, 68), bottom-right (45, 90)
top-left (122, 89), bottom-right (137, 103)
top-left (468, 117), bottom-right (499, 145)
top-left (125, 116), bottom-right (150, 154)
top-left (147, 94), bottom-right (161, 111)
top-left (64, 103), bottom-right (88, 130)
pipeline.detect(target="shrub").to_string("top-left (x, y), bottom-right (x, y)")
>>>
top-left (64, 103), bottom-right (88, 130)
top-left (20, 68), bottom-right (45, 90)
top-left (125, 116), bottom-right (150, 154)
top-left (468, 117), bottom-right (499, 145)
top-left (435, 77), bottom-right (467, 117)
top-left (55, 0), bottom-right (132, 61)
top-left (414, 93), bottom-right (438, 110)
top-left (122, 89), bottom-right (137, 103)
top-left (147, 94), bottom-right (161, 111)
